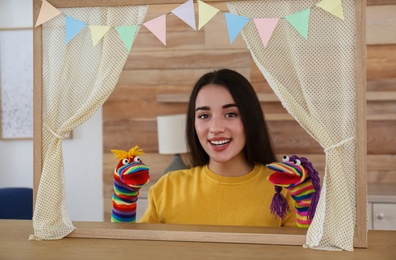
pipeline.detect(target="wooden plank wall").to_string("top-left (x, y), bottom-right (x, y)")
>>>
top-left (102, 1), bottom-right (396, 220)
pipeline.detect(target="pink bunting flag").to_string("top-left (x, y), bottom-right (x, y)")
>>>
top-left (253, 18), bottom-right (279, 47)
top-left (144, 15), bottom-right (167, 46)
top-left (172, 0), bottom-right (196, 30)
top-left (35, 0), bottom-right (62, 27)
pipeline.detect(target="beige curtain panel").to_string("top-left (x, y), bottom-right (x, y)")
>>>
top-left (228, 0), bottom-right (360, 251)
top-left (30, 6), bottom-right (148, 240)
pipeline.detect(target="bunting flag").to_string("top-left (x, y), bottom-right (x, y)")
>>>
top-left (143, 14), bottom-right (167, 46)
top-left (224, 12), bottom-right (250, 44)
top-left (197, 0), bottom-right (220, 30)
top-left (35, 0), bottom-right (346, 50)
top-left (316, 0), bottom-right (344, 20)
top-left (35, 0), bottom-right (62, 27)
top-left (89, 25), bottom-right (111, 46)
top-left (172, 0), bottom-right (196, 30)
top-left (115, 25), bottom-right (138, 52)
top-left (253, 18), bottom-right (279, 47)
top-left (285, 8), bottom-right (311, 40)
top-left (65, 16), bottom-right (87, 44)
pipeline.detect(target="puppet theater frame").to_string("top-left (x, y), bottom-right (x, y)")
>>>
top-left (32, 0), bottom-right (367, 251)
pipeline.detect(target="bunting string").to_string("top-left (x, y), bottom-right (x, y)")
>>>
top-left (35, 0), bottom-right (345, 49)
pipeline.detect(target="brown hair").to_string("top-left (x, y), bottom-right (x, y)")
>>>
top-left (186, 69), bottom-right (277, 167)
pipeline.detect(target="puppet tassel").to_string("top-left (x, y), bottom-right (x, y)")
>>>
top-left (308, 191), bottom-right (319, 220)
top-left (307, 169), bottom-right (321, 220)
top-left (270, 186), bottom-right (290, 218)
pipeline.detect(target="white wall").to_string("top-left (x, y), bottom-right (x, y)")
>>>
top-left (63, 109), bottom-right (104, 222)
top-left (0, 0), bottom-right (33, 28)
top-left (0, 0), bottom-right (103, 221)
top-left (0, 110), bottom-right (104, 222)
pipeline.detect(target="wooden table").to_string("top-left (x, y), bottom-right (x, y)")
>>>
top-left (1, 220), bottom-right (396, 260)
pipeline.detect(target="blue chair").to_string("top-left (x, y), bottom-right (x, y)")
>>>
top-left (0, 187), bottom-right (33, 219)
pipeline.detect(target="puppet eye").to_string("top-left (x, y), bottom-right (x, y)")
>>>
top-left (133, 156), bottom-right (141, 163)
top-left (294, 159), bottom-right (301, 166)
top-left (122, 158), bottom-right (129, 165)
top-left (282, 156), bottom-right (289, 162)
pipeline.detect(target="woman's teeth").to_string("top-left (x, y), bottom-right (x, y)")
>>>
top-left (210, 140), bottom-right (230, 146)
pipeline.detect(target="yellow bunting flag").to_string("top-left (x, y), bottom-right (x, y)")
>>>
top-left (316, 0), bottom-right (344, 20)
top-left (89, 25), bottom-right (111, 46)
top-left (35, 0), bottom-right (62, 27)
top-left (197, 0), bottom-right (220, 30)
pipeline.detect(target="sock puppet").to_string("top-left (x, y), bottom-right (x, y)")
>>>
top-left (111, 145), bottom-right (150, 222)
top-left (266, 155), bottom-right (321, 228)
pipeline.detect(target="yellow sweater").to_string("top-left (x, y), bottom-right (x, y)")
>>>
top-left (140, 164), bottom-right (296, 227)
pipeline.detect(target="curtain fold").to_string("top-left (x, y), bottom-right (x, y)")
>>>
top-left (228, 0), bottom-right (359, 251)
top-left (30, 6), bottom-right (148, 240)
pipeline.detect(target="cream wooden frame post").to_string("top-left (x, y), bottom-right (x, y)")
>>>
top-left (33, 0), bottom-right (367, 247)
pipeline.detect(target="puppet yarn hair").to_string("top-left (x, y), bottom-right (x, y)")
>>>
top-left (111, 146), bottom-right (150, 222)
top-left (266, 155), bottom-right (321, 228)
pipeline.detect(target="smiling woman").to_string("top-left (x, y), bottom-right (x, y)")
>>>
top-left (140, 69), bottom-right (297, 227)
top-left (32, 0), bottom-right (367, 251)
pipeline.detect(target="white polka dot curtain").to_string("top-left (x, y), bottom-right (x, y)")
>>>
top-left (228, 0), bottom-right (363, 251)
top-left (30, 5), bottom-right (148, 241)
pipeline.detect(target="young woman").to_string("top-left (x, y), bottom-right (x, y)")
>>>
top-left (140, 69), bottom-right (296, 227)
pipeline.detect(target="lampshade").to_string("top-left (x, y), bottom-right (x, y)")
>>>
top-left (157, 114), bottom-right (188, 154)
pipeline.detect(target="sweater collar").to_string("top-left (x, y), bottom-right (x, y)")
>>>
top-left (204, 164), bottom-right (261, 184)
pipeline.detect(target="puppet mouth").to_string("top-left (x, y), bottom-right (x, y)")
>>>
top-left (267, 171), bottom-right (301, 185)
top-left (119, 163), bottom-right (150, 187)
top-left (122, 170), bottom-right (150, 187)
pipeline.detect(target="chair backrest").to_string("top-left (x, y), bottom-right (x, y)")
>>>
top-left (0, 187), bottom-right (33, 219)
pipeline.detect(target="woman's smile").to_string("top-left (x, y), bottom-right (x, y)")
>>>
top-left (208, 138), bottom-right (232, 151)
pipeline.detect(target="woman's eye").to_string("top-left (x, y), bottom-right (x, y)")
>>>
top-left (197, 114), bottom-right (209, 119)
top-left (225, 112), bottom-right (237, 118)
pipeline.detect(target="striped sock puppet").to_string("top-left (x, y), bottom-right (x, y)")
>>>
top-left (266, 155), bottom-right (321, 228)
top-left (111, 145), bottom-right (150, 222)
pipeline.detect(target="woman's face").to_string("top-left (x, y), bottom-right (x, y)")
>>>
top-left (194, 84), bottom-right (246, 165)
